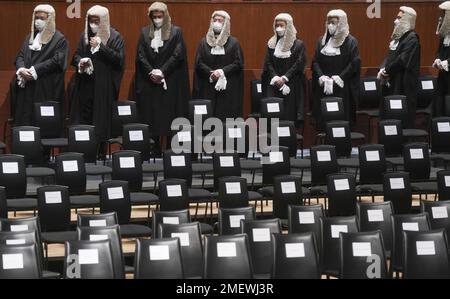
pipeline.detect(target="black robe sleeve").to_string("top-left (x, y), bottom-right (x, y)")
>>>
top-left (15, 37), bottom-right (28, 70)
top-left (160, 28), bottom-right (187, 77)
top-left (312, 39), bottom-right (325, 78)
top-left (194, 42), bottom-right (213, 77)
top-left (284, 42), bottom-right (307, 80)
top-left (33, 37), bottom-right (68, 77)
top-left (385, 33), bottom-right (420, 75)
top-left (339, 38), bottom-right (361, 81)
top-left (98, 38), bottom-right (125, 70)
top-left (222, 42), bottom-right (244, 77)
top-left (136, 31), bottom-right (154, 75)
top-left (262, 48), bottom-right (278, 79)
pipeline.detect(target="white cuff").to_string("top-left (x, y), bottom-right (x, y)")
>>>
top-left (215, 76), bottom-right (227, 91)
top-left (90, 37), bottom-right (101, 54)
top-left (377, 68), bottom-right (386, 80)
top-left (30, 67), bottom-right (38, 80)
top-left (281, 75), bottom-right (289, 83)
top-left (270, 76), bottom-right (281, 86)
top-left (319, 75), bottom-right (329, 86)
top-left (151, 69), bottom-right (164, 78)
top-left (280, 84), bottom-right (290, 95)
top-left (78, 58), bottom-right (94, 75)
top-left (16, 68), bottom-right (25, 76)
top-left (332, 75), bottom-right (344, 88)
top-left (324, 78), bottom-right (334, 95)
top-left (442, 60), bottom-right (449, 72)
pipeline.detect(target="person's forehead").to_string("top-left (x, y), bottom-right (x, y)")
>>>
top-left (213, 15), bottom-right (225, 20)
top-left (35, 11), bottom-right (48, 17)
top-left (152, 10), bottom-right (164, 16)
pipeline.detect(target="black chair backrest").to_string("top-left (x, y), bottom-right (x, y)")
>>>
top-left (158, 179), bottom-right (189, 211)
top-left (218, 176), bottom-right (249, 209)
top-left (77, 212), bottom-right (118, 228)
top-left (0, 154), bottom-right (27, 198)
top-left (378, 119), bottom-right (403, 156)
top-left (218, 206), bottom-right (255, 235)
top-left (272, 232), bottom-right (320, 279)
top-left (0, 243), bottom-right (41, 279)
top-left (122, 123), bottom-right (151, 161)
top-left (327, 173), bottom-right (357, 217)
top-left (33, 101), bottom-right (63, 138)
top-left (273, 120), bottom-right (298, 157)
top-left (99, 180), bottom-right (131, 225)
top-left (358, 144), bottom-right (387, 185)
top-left (288, 204), bottom-right (324, 252)
top-left (203, 234), bottom-right (253, 279)
top-left (358, 77), bottom-right (382, 110)
top-left (273, 175), bottom-right (303, 219)
top-left (319, 97), bottom-right (345, 132)
top-left (251, 80), bottom-right (263, 114)
top-left (111, 101), bottom-right (138, 138)
top-left (158, 222), bottom-right (203, 279)
top-left (170, 125), bottom-right (195, 155)
top-left (55, 152), bottom-right (87, 194)
top-left (152, 209), bottom-right (190, 238)
top-left (438, 170), bottom-right (450, 201)
top-left (383, 172), bottom-right (412, 214)
top-left (163, 150), bottom-right (193, 187)
top-left (403, 142), bottom-right (430, 181)
top-left (223, 120), bottom-right (252, 155)
top-left (417, 76), bottom-right (437, 110)
top-left (0, 187), bottom-right (7, 219)
top-left (420, 200), bottom-right (450, 241)
top-left (188, 99), bottom-right (213, 124)
top-left (11, 126), bottom-right (43, 165)
top-left (431, 117), bottom-right (450, 154)
top-left (260, 97), bottom-right (285, 120)
top-left (67, 125), bottom-right (97, 163)
top-left (64, 240), bottom-right (115, 279)
top-left (310, 145), bottom-right (339, 186)
top-left (261, 146), bottom-right (290, 185)
top-left (325, 121), bottom-right (352, 157)
top-left (212, 152), bottom-right (241, 190)
top-left (111, 150), bottom-right (142, 192)
top-left (380, 95), bottom-right (409, 127)
top-left (37, 185), bottom-right (71, 232)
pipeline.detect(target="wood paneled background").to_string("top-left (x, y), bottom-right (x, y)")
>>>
top-left (0, 0), bottom-right (442, 141)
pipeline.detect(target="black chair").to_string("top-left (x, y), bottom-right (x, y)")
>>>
top-left (403, 142), bottom-right (436, 195)
top-left (33, 101), bottom-right (67, 153)
top-left (309, 145), bottom-right (339, 199)
top-left (391, 213), bottom-right (430, 276)
top-left (416, 76), bottom-right (437, 118)
top-left (218, 206), bottom-right (255, 235)
top-left (430, 117), bottom-right (450, 164)
top-left (158, 222), bottom-right (203, 279)
top-left (383, 172), bottom-right (412, 214)
top-left (271, 232), bottom-right (320, 279)
top-left (272, 175), bottom-right (303, 219)
top-left (357, 144), bottom-right (386, 198)
top-left (64, 240), bottom-right (115, 279)
top-left (109, 100), bottom-right (139, 145)
top-left (152, 209), bottom-right (190, 238)
top-left (437, 170), bottom-right (450, 201)
top-left (318, 97), bottom-right (346, 132)
top-left (288, 204), bottom-right (324, 253)
top-left (0, 187), bottom-right (7, 219)
top-left (356, 201), bottom-right (394, 256)
top-left (403, 229), bottom-right (450, 279)
top-left (339, 231), bottom-right (389, 279)
top-left (158, 179), bottom-right (189, 211)
top-left (325, 121), bottom-right (352, 158)
top-left (320, 216), bottom-right (359, 277)
top-left (356, 77), bottom-right (382, 142)
top-left (272, 120), bottom-right (302, 158)
top-left (203, 234), bottom-right (253, 279)
top-left (0, 243), bottom-right (41, 279)
top-left (134, 237), bottom-right (184, 279)
top-left (77, 225), bottom-right (125, 279)
top-left (260, 97), bottom-right (286, 120)
top-left (326, 173), bottom-right (357, 217)
top-left (218, 176), bottom-right (249, 208)
top-left (420, 200), bottom-right (450, 241)
top-left (77, 212), bottom-right (118, 228)
top-left (122, 123), bottom-right (152, 162)
top-left (378, 119), bottom-right (404, 158)
top-left (188, 99), bottom-right (213, 124)
top-left (242, 218), bottom-right (281, 277)
top-left (250, 80), bottom-right (263, 115)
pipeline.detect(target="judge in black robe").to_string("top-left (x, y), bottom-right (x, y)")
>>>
top-left (69, 5), bottom-right (125, 147)
top-left (311, 9), bottom-right (360, 128)
top-left (378, 6), bottom-right (420, 128)
top-left (135, 2), bottom-right (190, 151)
top-left (193, 10), bottom-right (244, 121)
top-left (262, 13), bottom-right (307, 125)
top-left (12, 4), bottom-right (68, 126)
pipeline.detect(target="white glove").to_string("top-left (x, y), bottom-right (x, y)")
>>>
top-left (214, 69), bottom-right (227, 91)
top-left (442, 60), bottom-right (449, 72)
top-left (377, 68), bottom-right (387, 80)
top-left (78, 58), bottom-right (94, 75)
top-left (151, 69), bottom-right (167, 90)
top-left (324, 77), bottom-right (334, 95)
top-left (332, 75), bottom-right (344, 88)
top-left (270, 76), bottom-right (281, 86)
top-left (90, 37), bottom-right (101, 54)
top-left (433, 58), bottom-right (443, 70)
top-left (319, 75), bottom-right (330, 86)
top-left (29, 67), bottom-right (38, 80)
top-left (280, 84), bottom-right (290, 95)
top-left (16, 68), bottom-right (27, 88)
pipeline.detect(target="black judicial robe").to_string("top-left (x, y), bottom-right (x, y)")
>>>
top-left (311, 34), bottom-right (361, 127)
top-left (435, 38), bottom-right (450, 116)
top-left (192, 37), bottom-right (244, 121)
top-left (261, 39), bottom-right (307, 123)
top-left (135, 26), bottom-right (190, 136)
top-left (69, 28), bottom-right (125, 142)
top-left (381, 30), bottom-right (420, 127)
top-left (12, 31), bottom-right (68, 126)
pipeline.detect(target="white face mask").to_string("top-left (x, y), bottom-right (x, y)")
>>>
top-left (394, 18), bottom-right (401, 27)
top-left (328, 23), bottom-right (337, 35)
top-left (90, 23), bottom-right (99, 34)
top-left (153, 17), bottom-right (163, 28)
top-left (276, 26), bottom-right (286, 37)
top-left (35, 19), bottom-right (46, 32)
top-left (213, 21), bottom-right (223, 34)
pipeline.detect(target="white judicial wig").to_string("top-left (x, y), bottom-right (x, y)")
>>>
top-left (321, 9), bottom-right (350, 49)
top-left (391, 6), bottom-right (417, 41)
top-left (148, 2), bottom-right (172, 41)
top-left (206, 10), bottom-right (231, 54)
top-left (267, 13), bottom-right (297, 59)
top-left (438, 1), bottom-right (450, 43)
top-left (29, 4), bottom-right (56, 46)
top-left (85, 5), bottom-right (111, 45)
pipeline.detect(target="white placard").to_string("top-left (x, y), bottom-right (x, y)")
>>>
top-left (177, 131), bottom-right (191, 142)
top-left (163, 217), bottom-right (179, 224)
top-left (171, 233), bottom-right (190, 247)
top-left (432, 206), bottom-right (448, 219)
top-left (74, 130), bottom-right (90, 141)
top-left (44, 191), bottom-right (62, 204)
top-left (10, 225), bottom-right (28, 232)
top-left (364, 81), bottom-right (377, 91)
top-left (334, 178), bottom-right (350, 191)
top-left (365, 150), bottom-right (380, 162)
top-left (352, 242), bottom-right (372, 257)
top-left (384, 125), bottom-right (398, 136)
top-left (390, 178), bottom-right (405, 190)
top-left (228, 128), bottom-right (242, 138)
top-left (445, 176), bottom-right (450, 187)
top-left (225, 182), bottom-right (241, 194)
top-left (78, 249), bottom-right (99, 265)
top-left (19, 131), bottom-right (34, 142)
top-left (118, 105), bottom-right (131, 116)
top-left (89, 234), bottom-right (109, 241)
top-left (129, 130), bottom-right (144, 142)
top-left (6, 239), bottom-right (26, 245)
top-left (89, 220), bottom-right (107, 227)
top-left (390, 99), bottom-right (403, 109)
top-left (119, 157), bottom-right (135, 169)
top-left (219, 156), bottom-right (234, 167)
top-left (367, 209), bottom-right (384, 222)
top-left (170, 155), bottom-right (186, 167)
top-left (410, 148), bottom-right (424, 160)
top-left (62, 160), bottom-right (78, 172)
top-left (217, 242), bottom-right (237, 257)
top-left (281, 181), bottom-right (296, 194)
top-left (167, 185), bottom-right (182, 197)
top-left (285, 243), bottom-right (305, 258)
top-left (267, 103), bottom-right (280, 113)
top-left (421, 80), bottom-right (434, 90)
top-left (331, 225), bottom-right (348, 238)
top-left (40, 106), bottom-right (54, 117)
top-left (402, 222), bottom-right (419, 231)
top-left (107, 187), bottom-right (124, 200)
top-left (277, 127), bottom-right (290, 137)
top-left (2, 254), bottom-right (24, 270)
top-left (326, 102), bottom-right (339, 112)
top-left (2, 162), bottom-right (18, 174)
top-left (194, 105), bottom-right (207, 115)
top-left (252, 228), bottom-right (271, 242)
top-left (149, 245), bottom-right (170, 260)
top-left (416, 241), bottom-right (436, 255)
top-left (437, 122), bottom-right (450, 133)
top-left (317, 151), bottom-right (331, 162)
top-left (332, 127), bottom-right (346, 138)
top-left (298, 211), bottom-right (315, 224)
top-left (269, 151), bottom-right (283, 163)
top-left (229, 215), bottom-right (245, 228)
top-left (256, 83), bottom-right (262, 93)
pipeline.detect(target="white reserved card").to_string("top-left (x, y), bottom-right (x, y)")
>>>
top-left (285, 243), bottom-right (305, 258)
top-left (229, 215), bottom-right (245, 228)
top-left (409, 148), bottom-right (424, 159)
top-left (352, 242), bottom-right (372, 257)
top-left (228, 128), bottom-right (242, 138)
top-left (63, 160), bottom-right (78, 172)
top-left (384, 125), bottom-right (398, 136)
top-left (129, 130), bottom-right (143, 141)
top-left (445, 176), bottom-right (450, 187)
top-left (78, 249), bottom-right (99, 265)
top-left (326, 102), bottom-right (339, 112)
top-left (281, 181), bottom-right (296, 194)
top-left (217, 242), bottom-right (237, 257)
top-left (365, 151), bottom-right (380, 162)
top-left (118, 105), bottom-right (131, 116)
top-left (10, 225), bottom-right (28, 232)
top-left (332, 127), bottom-right (346, 138)
top-left (364, 81), bottom-right (377, 91)
top-left (19, 131), bottom-right (34, 142)
top-left (194, 105), bottom-right (207, 115)
top-left (75, 130), bottom-right (90, 141)
top-left (219, 156), bottom-right (234, 167)
top-left (119, 157), bottom-right (135, 168)
top-left (45, 191), bottom-right (62, 204)
top-left (277, 127), bottom-right (290, 137)
top-left (89, 220), bottom-right (107, 227)
top-left (298, 212), bottom-right (315, 224)
top-left (167, 185), bottom-right (182, 197)
top-left (149, 245), bottom-right (170, 260)
top-left (334, 179), bottom-right (350, 191)
top-left (171, 233), bottom-right (190, 247)
top-left (267, 103), bottom-right (280, 113)
top-left (437, 122), bottom-right (450, 133)
top-left (256, 83), bottom-right (262, 93)
top-left (331, 225), bottom-right (348, 238)
top-left (421, 80), bottom-right (434, 90)
top-left (269, 151), bottom-right (283, 163)
top-left (416, 241), bottom-right (436, 255)
top-left (2, 162), bottom-right (18, 174)
top-left (390, 99), bottom-right (403, 109)
top-left (225, 182), bottom-right (241, 194)
top-left (40, 106), bottom-right (54, 116)
top-left (2, 253), bottom-right (24, 269)
top-left (177, 131), bottom-right (191, 142)
top-left (367, 209), bottom-right (384, 222)
top-left (432, 206), bottom-right (448, 219)
top-left (163, 217), bottom-right (179, 224)
top-left (252, 228), bottom-right (271, 242)
top-left (6, 239), bottom-right (26, 245)
top-left (390, 178), bottom-right (405, 190)
top-left (107, 187), bottom-right (124, 200)
top-left (317, 151), bottom-right (331, 162)
top-left (89, 234), bottom-right (108, 241)
top-left (402, 222), bottom-right (419, 231)
top-left (171, 155), bottom-right (186, 167)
